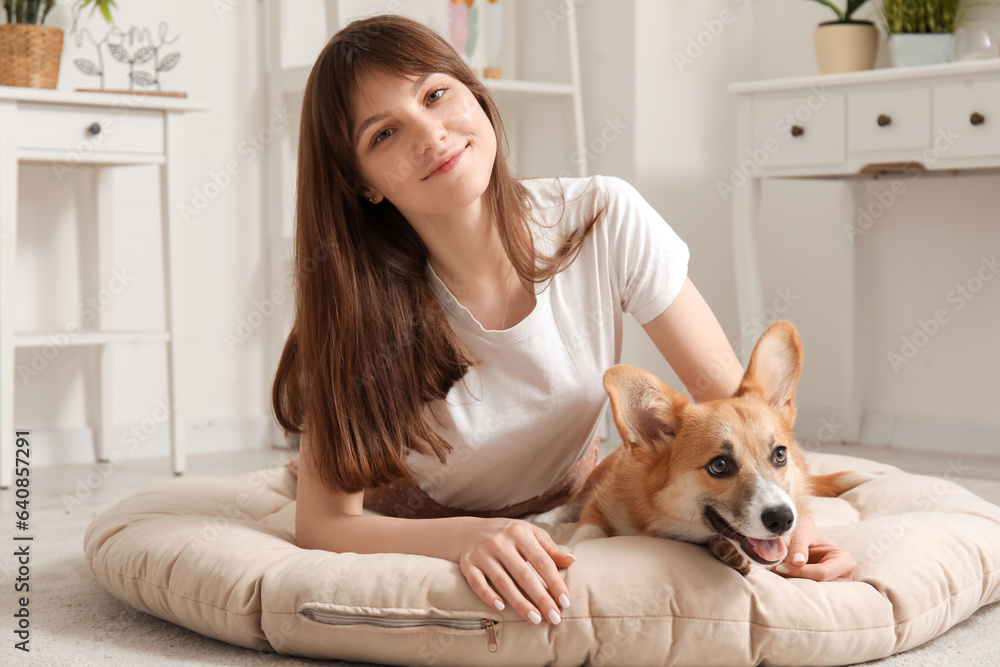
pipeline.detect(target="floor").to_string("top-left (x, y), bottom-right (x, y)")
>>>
top-left (809, 441), bottom-right (1000, 505)
top-left (18, 445), bottom-right (298, 514)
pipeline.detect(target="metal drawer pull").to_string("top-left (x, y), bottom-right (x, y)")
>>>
top-left (87, 122), bottom-right (102, 136)
top-left (970, 112), bottom-right (985, 126)
top-left (877, 114), bottom-right (892, 127)
top-left (790, 124), bottom-right (804, 137)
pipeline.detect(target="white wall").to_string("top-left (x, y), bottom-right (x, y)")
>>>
top-left (604, 0), bottom-right (1000, 456)
top-left (17, 0), bottom-right (276, 466)
top-left (624, 0), bottom-right (755, 385)
top-left (575, 0), bottom-right (759, 391)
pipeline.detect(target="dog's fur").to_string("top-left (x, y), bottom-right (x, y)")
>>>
top-left (551, 320), bottom-right (868, 575)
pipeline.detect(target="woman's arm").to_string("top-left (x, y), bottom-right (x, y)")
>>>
top-left (295, 447), bottom-right (464, 560)
top-left (294, 432), bottom-right (575, 624)
top-left (640, 277), bottom-right (744, 402)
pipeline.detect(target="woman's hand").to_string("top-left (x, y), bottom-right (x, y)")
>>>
top-left (458, 518), bottom-right (575, 625)
top-left (774, 513), bottom-right (856, 581)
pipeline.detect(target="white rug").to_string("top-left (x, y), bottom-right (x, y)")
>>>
top-left (4, 498), bottom-right (996, 667)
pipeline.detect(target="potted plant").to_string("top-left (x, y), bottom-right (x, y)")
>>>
top-left (874, 0), bottom-right (989, 66)
top-left (808, 1), bottom-right (880, 74)
top-left (0, 0), bottom-right (116, 89)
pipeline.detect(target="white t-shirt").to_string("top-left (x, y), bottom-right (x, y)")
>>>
top-left (405, 175), bottom-right (690, 511)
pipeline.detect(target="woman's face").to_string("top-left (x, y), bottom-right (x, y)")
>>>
top-left (351, 68), bottom-right (497, 220)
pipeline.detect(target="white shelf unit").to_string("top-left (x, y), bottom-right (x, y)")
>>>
top-left (14, 330), bottom-right (172, 348)
top-left (0, 88), bottom-right (205, 488)
top-left (262, 0), bottom-right (587, 444)
top-left (729, 59), bottom-right (1000, 447)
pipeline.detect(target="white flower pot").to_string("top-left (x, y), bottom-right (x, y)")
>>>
top-left (889, 33), bottom-right (954, 67)
top-left (813, 21), bottom-right (879, 75)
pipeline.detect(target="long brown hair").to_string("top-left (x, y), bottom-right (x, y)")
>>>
top-left (271, 14), bottom-right (603, 495)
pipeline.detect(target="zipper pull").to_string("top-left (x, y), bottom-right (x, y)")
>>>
top-left (482, 619), bottom-right (499, 653)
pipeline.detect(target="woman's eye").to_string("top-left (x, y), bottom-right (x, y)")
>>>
top-left (372, 128), bottom-right (394, 145)
top-left (773, 446), bottom-right (787, 466)
top-left (707, 457), bottom-right (729, 477)
top-left (369, 87), bottom-right (447, 146)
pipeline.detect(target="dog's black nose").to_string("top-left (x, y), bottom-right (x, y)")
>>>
top-left (761, 505), bottom-right (794, 535)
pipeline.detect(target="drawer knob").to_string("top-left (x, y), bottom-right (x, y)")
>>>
top-left (877, 114), bottom-right (892, 127)
top-left (970, 112), bottom-right (985, 126)
top-left (790, 124), bottom-right (805, 137)
top-left (87, 122), bottom-right (102, 136)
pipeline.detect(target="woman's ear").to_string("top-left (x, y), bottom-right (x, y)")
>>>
top-left (364, 191), bottom-right (383, 204)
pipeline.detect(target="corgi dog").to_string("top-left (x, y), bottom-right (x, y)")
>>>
top-left (562, 320), bottom-right (867, 575)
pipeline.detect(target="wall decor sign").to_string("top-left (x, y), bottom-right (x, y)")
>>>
top-left (68, 2), bottom-right (184, 97)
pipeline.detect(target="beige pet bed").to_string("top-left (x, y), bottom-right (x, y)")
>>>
top-left (84, 452), bottom-right (1000, 666)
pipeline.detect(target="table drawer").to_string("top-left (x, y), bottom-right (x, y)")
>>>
top-left (932, 80), bottom-right (1000, 158)
top-left (848, 88), bottom-right (930, 153)
top-left (753, 92), bottom-right (846, 168)
top-left (15, 103), bottom-right (164, 156)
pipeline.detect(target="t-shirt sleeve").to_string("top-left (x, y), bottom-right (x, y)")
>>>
top-left (601, 175), bottom-right (690, 325)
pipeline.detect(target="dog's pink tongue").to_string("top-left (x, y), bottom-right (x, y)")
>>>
top-left (747, 537), bottom-right (788, 563)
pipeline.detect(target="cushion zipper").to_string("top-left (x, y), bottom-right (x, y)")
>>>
top-left (299, 608), bottom-right (500, 654)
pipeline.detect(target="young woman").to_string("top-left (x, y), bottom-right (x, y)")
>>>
top-left (272, 14), bottom-right (854, 629)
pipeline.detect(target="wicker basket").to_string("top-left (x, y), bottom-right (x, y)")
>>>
top-left (0, 24), bottom-right (64, 89)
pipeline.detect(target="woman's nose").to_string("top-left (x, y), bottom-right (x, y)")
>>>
top-left (413, 114), bottom-right (447, 154)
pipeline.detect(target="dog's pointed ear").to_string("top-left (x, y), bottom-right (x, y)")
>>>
top-left (734, 321), bottom-right (803, 425)
top-left (603, 365), bottom-right (688, 455)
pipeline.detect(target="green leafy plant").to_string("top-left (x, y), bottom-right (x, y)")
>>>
top-left (876, 0), bottom-right (961, 32)
top-left (805, 0), bottom-right (873, 21)
top-left (2, 0), bottom-right (57, 23)
top-left (77, 0), bottom-right (116, 24)
top-left (1, 0), bottom-right (116, 25)
top-left (875, 0), bottom-right (998, 33)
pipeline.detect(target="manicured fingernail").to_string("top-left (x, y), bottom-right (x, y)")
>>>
top-left (559, 593), bottom-right (571, 609)
top-left (528, 610), bottom-right (542, 625)
top-left (493, 599), bottom-right (505, 611)
top-left (548, 609), bottom-right (562, 625)
top-left (793, 552), bottom-right (806, 565)
top-left (775, 564), bottom-right (790, 574)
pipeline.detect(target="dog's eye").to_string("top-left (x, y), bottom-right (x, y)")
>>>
top-left (706, 456), bottom-right (731, 477)
top-left (773, 446), bottom-right (788, 467)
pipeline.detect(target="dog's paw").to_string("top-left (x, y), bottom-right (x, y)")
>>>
top-left (709, 535), bottom-right (753, 576)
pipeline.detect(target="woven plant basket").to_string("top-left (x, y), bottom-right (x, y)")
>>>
top-left (0, 24), bottom-right (64, 89)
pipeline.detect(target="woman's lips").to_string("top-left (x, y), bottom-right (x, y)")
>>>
top-left (424, 146), bottom-right (466, 179)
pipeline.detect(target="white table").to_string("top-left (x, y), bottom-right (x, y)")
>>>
top-left (0, 87), bottom-right (205, 488)
top-left (728, 59), bottom-right (1000, 444)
